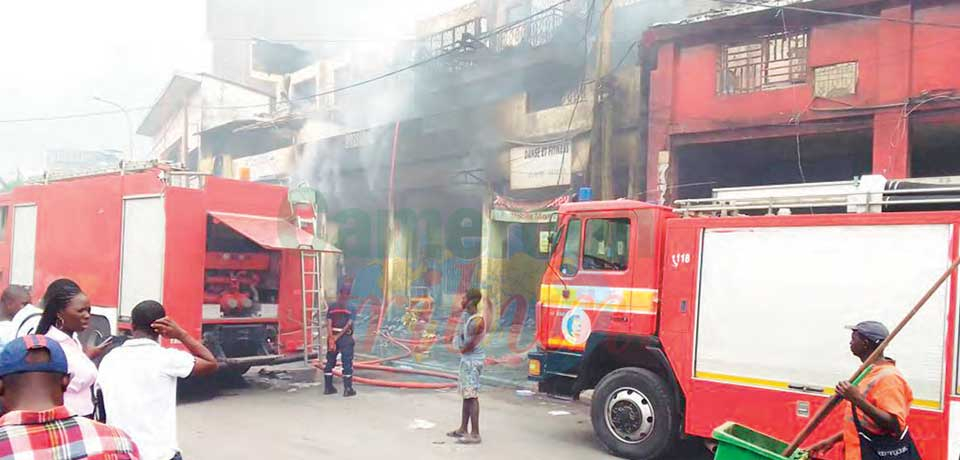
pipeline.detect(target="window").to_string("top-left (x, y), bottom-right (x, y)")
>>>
top-left (814, 62), bottom-right (858, 98)
top-left (526, 81), bottom-right (586, 112)
top-left (582, 218), bottom-right (630, 271)
top-left (718, 31), bottom-right (808, 94)
top-left (559, 218), bottom-right (581, 276)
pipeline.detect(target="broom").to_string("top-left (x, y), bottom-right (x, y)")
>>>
top-left (782, 256), bottom-right (960, 456)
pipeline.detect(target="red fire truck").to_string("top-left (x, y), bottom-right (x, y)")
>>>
top-left (0, 162), bottom-right (338, 374)
top-left (528, 177), bottom-right (960, 459)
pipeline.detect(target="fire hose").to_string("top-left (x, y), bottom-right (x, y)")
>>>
top-left (314, 120), bottom-right (459, 389)
top-left (312, 121), bottom-right (506, 389)
top-left (318, 331), bottom-right (459, 390)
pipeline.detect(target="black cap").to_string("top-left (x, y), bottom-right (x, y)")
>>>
top-left (846, 321), bottom-right (890, 344)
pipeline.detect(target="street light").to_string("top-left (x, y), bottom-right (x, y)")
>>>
top-left (93, 97), bottom-right (135, 161)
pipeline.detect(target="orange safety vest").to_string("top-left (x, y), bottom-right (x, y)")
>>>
top-left (840, 360), bottom-right (913, 460)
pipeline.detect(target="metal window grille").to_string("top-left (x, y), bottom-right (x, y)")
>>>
top-left (813, 62), bottom-right (858, 98)
top-left (718, 31), bottom-right (809, 95)
top-left (425, 17), bottom-right (489, 55)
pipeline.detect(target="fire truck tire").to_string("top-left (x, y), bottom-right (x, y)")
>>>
top-left (591, 367), bottom-right (679, 460)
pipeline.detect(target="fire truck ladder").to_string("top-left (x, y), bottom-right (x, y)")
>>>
top-left (299, 249), bottom-right (326, 366)
top-left (674, 176), bottom-right (960, 216)
top-left (297, 212), bottom-right (327, 367)
top-left (26, 159), bottom-right (185, 184)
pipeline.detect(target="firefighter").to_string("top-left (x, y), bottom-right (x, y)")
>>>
top-left (808, 321), bottom-right (918, 460)
top-left (323, 284), bottom-right (356, 397)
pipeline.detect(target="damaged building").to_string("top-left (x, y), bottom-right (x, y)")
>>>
top-left (643, 0), bottom-right (960, 203)
top-left (135, 72), bottom-right (278, 174)
top-left (286, 0), bottom-right (723, 379)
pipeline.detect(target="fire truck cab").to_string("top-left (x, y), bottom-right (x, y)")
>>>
top-left (529, 177), bottom-right (960, 459)
top-left (0, 162), bottom-right (338, 373)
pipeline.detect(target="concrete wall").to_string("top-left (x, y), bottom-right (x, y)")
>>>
top-left (647, 0), bottom-right (960, 194)
top-left (148, 92), bottom-right (203, 159)
top-left (198, 76), bottom-right (274, 129)
top-left (147, 77), bottom-right (274, 162)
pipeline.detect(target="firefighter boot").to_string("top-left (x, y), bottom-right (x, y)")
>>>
top-left (343, 376), bottom-right (357, 397)
top-left (323, 375), bottom-right (338, 395)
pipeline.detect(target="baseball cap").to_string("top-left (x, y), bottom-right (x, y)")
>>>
top-left (846, 321), bottom-right (890, 344)
top-left (0, 335), bottom-right (69, 378)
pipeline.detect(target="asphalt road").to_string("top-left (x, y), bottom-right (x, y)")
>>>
top-left (177, 371), bottom-right (712, 460)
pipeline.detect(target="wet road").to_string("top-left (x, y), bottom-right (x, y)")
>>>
top-left (177, 371), bottom-right (711, 460)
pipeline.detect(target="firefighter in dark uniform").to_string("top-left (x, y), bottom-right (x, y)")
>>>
top-left (324, 285), bottom-right (356, 397)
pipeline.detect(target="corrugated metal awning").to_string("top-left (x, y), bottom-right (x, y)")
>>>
top-left (209, 211), bottom-right (341, 253)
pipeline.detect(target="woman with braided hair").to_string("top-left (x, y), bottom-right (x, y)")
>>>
top-left (35, 278), bottom-right (111, 418)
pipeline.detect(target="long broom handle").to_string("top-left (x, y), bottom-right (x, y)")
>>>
top-left (782, 255), bottom-right (960, 457)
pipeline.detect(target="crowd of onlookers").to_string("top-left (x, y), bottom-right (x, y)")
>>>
top-left (0, 280), bottom-right (218, 460)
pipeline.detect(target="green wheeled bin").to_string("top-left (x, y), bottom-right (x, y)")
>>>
top-left (713, 422), bottom-right (810, 460)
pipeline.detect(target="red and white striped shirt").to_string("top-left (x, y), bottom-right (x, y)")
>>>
top-left (0, 406), bottom-right (139, 459)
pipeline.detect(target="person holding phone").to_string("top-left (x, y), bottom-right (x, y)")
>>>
top-left (34, 279), bottom-right (111, 418)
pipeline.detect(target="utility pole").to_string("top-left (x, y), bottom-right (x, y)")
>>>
top-left (593, 0), bottom-right (615, 200)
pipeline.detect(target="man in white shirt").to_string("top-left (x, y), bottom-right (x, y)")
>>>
top-left (1, 285), bottom-right (42, 343)
top-left (98, 300), bottom-right (218, 460)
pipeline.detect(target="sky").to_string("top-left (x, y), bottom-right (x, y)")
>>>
top-left (0, 0), bottom-right (471, 177)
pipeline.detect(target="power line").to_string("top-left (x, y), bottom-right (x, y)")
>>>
top-left (0, 0), bottom-right (579, 124)
top-left (15, 0), bottom-right (957, 127)
top-left (777, 8), bottom-right (806, 185)
top-left (213, 36), bottom-right (418, 43)
top-left (610, 39), bottom-right (638, 75)
top-left (556, 0), bottom-right (602, 186)
top-left (0, 107), bottom-right (152, 125)
top-left (712, 0), bottom-right (960, 29)
top-left (212, 0), bottom-right (579, 111)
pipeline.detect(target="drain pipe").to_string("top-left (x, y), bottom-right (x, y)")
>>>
top-left (379, 121), bottom-right (401, 333)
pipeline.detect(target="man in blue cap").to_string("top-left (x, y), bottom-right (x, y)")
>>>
top-left (808, 321), bottom-right (916, 460)
top-left (0, 335), bottom-right (140, 459)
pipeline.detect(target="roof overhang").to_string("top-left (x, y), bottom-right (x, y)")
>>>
top-left (136, 74), bottom-right (202, 136)
top-left (644, 0), bottom-right (883, 45)
top-left (209, 211), bottom-right (341, 253)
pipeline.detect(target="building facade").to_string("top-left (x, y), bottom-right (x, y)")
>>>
top-left (288, 0), bottom-right (724, 378)
top-left (141, 0), bottom-right (730, 380)
top-left (644, 0), bottom-right (960, 203)
top-left (136, 73), bottom-right (276, 172)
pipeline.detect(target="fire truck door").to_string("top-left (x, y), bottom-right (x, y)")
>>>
top-left (554, 213), bottom-right (636, 344)
top-left (10, 204), bottom-right (38, 288)
top-left (118, 196), bottom-right (165, 319)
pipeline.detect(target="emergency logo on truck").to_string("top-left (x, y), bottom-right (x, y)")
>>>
top-left (561, 307), bottom-right (591, 345)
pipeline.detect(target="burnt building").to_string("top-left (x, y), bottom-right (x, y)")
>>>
top-left (644, 0), bottom-right (960, 203)
top-left (293, 0), bottom-right (721, 380)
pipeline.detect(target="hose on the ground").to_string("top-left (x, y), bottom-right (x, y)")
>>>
top-left (316, 331), bottom-right (459, 389)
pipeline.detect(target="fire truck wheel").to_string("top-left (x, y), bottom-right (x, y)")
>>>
top-left (591, 368), bottom-right (678, 460)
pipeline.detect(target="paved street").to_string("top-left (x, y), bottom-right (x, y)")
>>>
top-left (177, 371), bottom-right (712, 460)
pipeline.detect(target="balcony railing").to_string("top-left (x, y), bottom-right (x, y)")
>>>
top-left (419, 4), bottom-right (586, 74)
